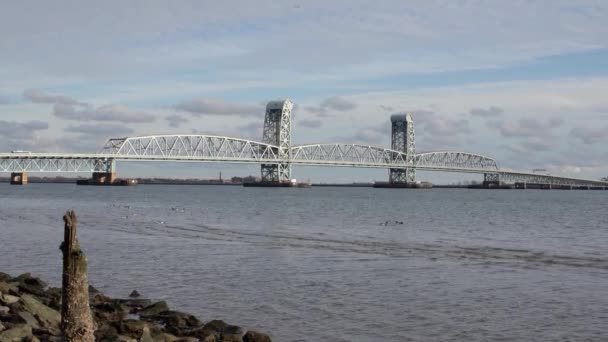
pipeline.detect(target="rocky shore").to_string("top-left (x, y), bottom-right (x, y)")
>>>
top-left (0, 272), bottom-right (271, 342)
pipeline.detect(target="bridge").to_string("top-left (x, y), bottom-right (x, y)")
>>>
top-left (2, 99), bottom-right (607, 189)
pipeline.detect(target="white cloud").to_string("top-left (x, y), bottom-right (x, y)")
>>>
top-left (175, 98), bottom-right (262, 117)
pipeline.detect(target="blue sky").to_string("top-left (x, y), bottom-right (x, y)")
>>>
top-left (1, 0), bottom-right (607, 182)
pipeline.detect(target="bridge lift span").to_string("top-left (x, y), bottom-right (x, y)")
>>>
top-left (1, 99), bottom-right (607, 188)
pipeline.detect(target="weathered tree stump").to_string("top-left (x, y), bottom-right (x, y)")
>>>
top-left (60, 210), bottom-right (95, 342)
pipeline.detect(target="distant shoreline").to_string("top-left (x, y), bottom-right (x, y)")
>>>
top-left (0, 177), bottom-right (482, 188)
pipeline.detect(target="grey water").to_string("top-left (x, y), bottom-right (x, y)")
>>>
top-left (1, 183), bottom-right (607, 341)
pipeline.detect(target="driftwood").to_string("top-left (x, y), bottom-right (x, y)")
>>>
top-left (60, 210), bottom-right (95, 342)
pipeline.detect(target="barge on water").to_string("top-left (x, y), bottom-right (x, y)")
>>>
top-left (243, 179), bottom-right (311, 188)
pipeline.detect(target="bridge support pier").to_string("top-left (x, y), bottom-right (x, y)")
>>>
top-left (91, 172), bottom-right (118, 184)
top-left (483, 173), bottom-right (500, 188)
top-left (10, 172), bottom-right (28, 185)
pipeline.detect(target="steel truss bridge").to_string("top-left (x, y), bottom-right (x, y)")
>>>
top-left (1, 99), bottom-right (607, 188)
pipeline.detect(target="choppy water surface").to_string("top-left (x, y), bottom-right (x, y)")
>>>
top-left (1, 184), bottom-right (607, 341)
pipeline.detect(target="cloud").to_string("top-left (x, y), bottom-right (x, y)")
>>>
top-left (379, 105), bottom-right (394, 112)
top-left (24, 89), bottom-right (156, 123)
top-left (0, 95), bottom-right (9, 105)
top-left (23, 89), bottom-right (86, 106)
top-left (234, 121), bottom-right (262, 140)
top-left (297, 119), bottom-right (323, 129)
top-left (0, 120), bottom-right (48, 137)
top-left (349, 124), bottom-right (388, 144)
top-left (52, 103), bottom-right (156, 123)
top-left (64, 123), bottom-right (134, 136)
top-left (470, 106), bottom-right (504, 117)
top-left (305, 96), bottom-right (357, 116)
top-left (520, 139), bottom-right (552, 152)
top-left (0, 120), bottom-right (49, 151)
top-left (165, 114), bottom-right (189, 128)
top-left (488, 117), bottom-right (563, 137)
top-left (175, 98), bottom-right (262, 117)
top-left (570, 125), bottom-right (608, 144)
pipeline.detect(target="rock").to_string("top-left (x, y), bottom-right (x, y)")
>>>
top-left (15, 274), bottom-right (47, 297)
top-left (17, 311), bottom-right (41, 329)
top-left (0, 272), bottom-right (12, 282)
top-left (88, 284), bottom-right (101, 295)
top-left (0, 321), bottom-right (5, 332)
top-left (129, 290), bottom-right (141, 298)
top-left (2, 294), bottom-right (20, 305)
top-left (116, 298), bottom-right (153, 312)
top-left (243, 331), bottom-right (272, 342)
top-left (94, 322), bottom-right (120, 342)
top-left (140, 326), bottom-right (154, 342)
top-left (204, 320), bottom-right (243, 335)
top-left (140, 301), bottom-right (169, 317)
top-left (23, 336), bottom-right (41, 342)
top-left (150, 332), bottom-right (180, 342)
top-left (0, 282), bottom-right (20, 296)
top-left (43, 287), bottom-right (62, 311)
top-left (17, 294), bottom-right (61, 331)
top-left (116, 319), bottom-right (149, 339)
top-left (0, 305), bottom-right (9, 314)
top-left (92, 299), bottom-right (129, 322)
top-left (0, 323), bottom-right (33, 341)
top-left (188, 320), bottom-right (243, 342)
top-left (32, 326), bottom-right (61, 338)
top-left (90, 293), bottom-right (113, 305)
top-left (142, 310), bottom-right (202, 336)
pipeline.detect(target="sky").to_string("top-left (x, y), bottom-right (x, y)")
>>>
top-left (1, 0), bottom-right (607, 183)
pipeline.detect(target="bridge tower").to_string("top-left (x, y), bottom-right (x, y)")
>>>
top-left (261, 99), bottom-right (294, 182)
top-left (389, 113), bottom-right (416, 184)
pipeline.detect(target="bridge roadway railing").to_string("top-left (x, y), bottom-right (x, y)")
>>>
top-left (498, 171), bottom-right (608, 187)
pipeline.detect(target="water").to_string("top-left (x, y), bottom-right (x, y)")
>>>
top-left (1, 184), bottom-right (607, 341)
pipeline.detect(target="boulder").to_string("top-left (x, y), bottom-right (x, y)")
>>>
top-left (0, 305), bottom-right (9, 314)
top-left (94, 322), bottom-right (120, 342)
top-left (129, 290), bottom-right (141, 298)
top-left (140, 326), bottom-right (154, 342)
top-left (14, 274), bottom-right (47, 297)
top-left (2, 294), bottom-right (20, 305)
top-left (88, 284), bottom-right (101, 296)
top-left (0, 282), bottom-right (19, 296)
top-left (243, 331), bottom-right (272, 342)
top-left (0, 321), bottom-right (5, 332)
top-left (17, 294), bottom-right (61, 331)
top-left (23, 336), bottom-right (41, 342)
top-left (188, 320), bottom-right (243, 342)
top-left (33, 326), bottom-right (61, 338)
top-left (142, 310), bottom-right (202, 336)
top-left (140, 301), bottom-right (170, 317)
top-left (116, 298), bottom-right (153, 312)
top-left (17, 311), bottom-right (41, 329)
top-left (204, 320), bottom-right (243, 335)
top-left (0, 323), bottom-right (33, 341)
top-left (93, 301), bottom-right (129, 322)
top-left (43, 287), bottom-right (62, 311)
top-left (150, 332), bottom-right (181, 342)
top-left (116, 319), bottom-right (149, 339)
top-left (0, 272), bottom-right (12, 282)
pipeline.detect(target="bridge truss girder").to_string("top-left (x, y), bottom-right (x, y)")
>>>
top-left (0, 155), bottom-right (114, 173)
top-left (102, 135), bottom-right (280, 162)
